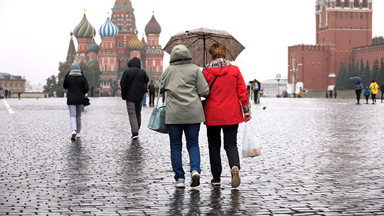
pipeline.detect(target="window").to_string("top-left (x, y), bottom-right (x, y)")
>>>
top-left (360, 14), bottom-right (363, 20)
top-left (340, 14), bottom-right (343, 19)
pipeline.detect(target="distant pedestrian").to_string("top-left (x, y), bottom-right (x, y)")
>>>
top-left (148, 80), bottom-right (155, 107)
top-left (325, 91), bottom-right (328, 98)
top-left (63, 60), bottom-right (89, 141)
top-left (334, 89), bottom-right (337, 98)
top-left (120, 57), bottom-right (149, 140)
top-left (4, 89), bottom-right (8, 99)
top-left (363, 86), bottom-right (370, 104)
top-left (246, 82), bottom-right (251, 99)
top-left (380, 83), bottom-right (384, 103)
top-left (252, 79), bottom-right (260, 104)
top-left (142, 84), bottom-right (147, 107)
top-left (202, 43), bottom-right (251, 188)
top-left (329, 89), bottom-right (333, 98)
top-left (369, 80), bottom-right (379, 104)
top-left (160, 45), bottom-right (209, 188)
top-left (17, 92), bottom-right (21, 100)
top-left (353, 82), bottom-right (363, 104)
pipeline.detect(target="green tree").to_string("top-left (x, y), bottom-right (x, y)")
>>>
top-left (377, 57), bottom-right (384, 85)
top-left (43, 75), bottom-right (57, 95)
top-left (371, 59), bottom-right (379, 82)
top-left (335, 61), bottom-right (347, 90)
top-left (364, 60), bottom-right (371, 87)
top-left (372, 36), bottom-right (384, 45)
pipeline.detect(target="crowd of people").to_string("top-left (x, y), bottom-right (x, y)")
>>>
top-left (353, 80), bottom-right (384, 104)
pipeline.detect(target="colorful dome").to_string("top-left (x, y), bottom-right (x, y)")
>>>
top-left (73, 13), bottom-right (96, 38)
top-left (145, 14), bottom-right (161, 35)
top-left (99, 17), bottom-right (119, 38)
top-left (88, 38), bottom-right (99, 52)
top-left (127, 34), bottom-right (144, 50)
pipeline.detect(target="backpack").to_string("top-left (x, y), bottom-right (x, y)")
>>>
top-left (364, 89), bottom-right (370, 96)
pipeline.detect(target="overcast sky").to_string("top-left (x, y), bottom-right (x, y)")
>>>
top-left (1, 0), bottom-right (384, 85)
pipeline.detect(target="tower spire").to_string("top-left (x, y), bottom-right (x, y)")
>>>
top-left (66, 32), bottom-right (77, 63)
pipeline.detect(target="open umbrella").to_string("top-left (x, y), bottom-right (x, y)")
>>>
top-left (163, 27), bottom-right (245, 68)
top-left (349, 77), bottom-right (363, 83)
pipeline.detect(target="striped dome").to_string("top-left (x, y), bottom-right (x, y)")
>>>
top-left (88, 38), bottom-right (99, 52)
top-left (99, 17), bottom-right (119, 38)
top-left (145, 15), bottom-right (161, 35)
top-left (73, 14), bottom-right (96, 38)
top-left (127, 34), bottom-right (144, 50)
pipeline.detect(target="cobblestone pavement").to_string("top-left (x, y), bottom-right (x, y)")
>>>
top-left (1, 97), bottom-right (384, 215)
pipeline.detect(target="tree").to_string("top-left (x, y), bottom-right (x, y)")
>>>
top-left (371, 59), bottom-right (379, 82)
top-left (377, 57), bottom-right (384, 85)
top-left (43, 75), bottom-right (57, 95)
top-left (335, 61), bottom-right (347, 90)
top-left (372, 36), bottom-right (384, 45)
top-left (364, 60), bottom-right (371, 87)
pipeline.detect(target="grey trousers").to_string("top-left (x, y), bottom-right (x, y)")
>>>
top-left (126, 101), bottom-right (142, 135)
top-left (68, 105), bottom-right (82, 133)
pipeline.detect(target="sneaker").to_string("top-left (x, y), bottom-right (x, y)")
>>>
top-left (211, 178), bottom-right (221, 186)
top-left (175, 178), bottom-right (185, 188)
top-left (71, 130), bottom-right (77, 141)
top-left (231, 166), bottom-right (240, 188)
top-left (190, 170), bottom-right (200, 187)
top-left (131, 133), bottom-right (139, 140)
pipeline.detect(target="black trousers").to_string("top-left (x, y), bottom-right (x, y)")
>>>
top-left (206, 124), bottom-right (240, 180)
top-left (149, 91), bottom-right (155, 106)
top-left (355, 89), bottom-right (362, 103)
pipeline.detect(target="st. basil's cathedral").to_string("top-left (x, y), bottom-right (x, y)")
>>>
top-left (65, 0), bottom-right (163, 94)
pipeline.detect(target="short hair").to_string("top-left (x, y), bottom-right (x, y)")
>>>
top-left (209, 43), bottom-right (226, 60)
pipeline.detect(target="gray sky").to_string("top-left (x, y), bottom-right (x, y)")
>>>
top-left (0, 0), bottom-right (384, 85)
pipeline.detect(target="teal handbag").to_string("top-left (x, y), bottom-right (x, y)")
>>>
top-left (148, 72), bottom-right (168, 133)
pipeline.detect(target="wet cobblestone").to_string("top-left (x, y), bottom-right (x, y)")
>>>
top-left (1, 97), bottom-right (384, 215)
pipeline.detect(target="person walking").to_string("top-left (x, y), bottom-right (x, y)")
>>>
top-left (252, 79), bottom-right (260, 104)
top-left (380, 83), bottom-right (384, 103)
top-left (353, 82), bottom-right (364, 104)
top-left (202, 43), bottom-right (252, 188)
top-left (63, 60), bottom-right (89, 140)
top-left (160, 45), bottom-right (209, 188)
top-left (369, 80), bottom-right (379, 104)
top-left (363, 86), bottom-right (370, 104)
top-left (120, 57), bottom-right (149, 140)
top-left (148, 80), bottom-right (155, 107)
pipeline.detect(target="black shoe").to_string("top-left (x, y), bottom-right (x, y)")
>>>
top-left (131, 133), bottom-right (139, 140)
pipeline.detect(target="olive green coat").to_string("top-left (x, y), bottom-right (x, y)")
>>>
top-left (161, 45), bottom-right (209, 124)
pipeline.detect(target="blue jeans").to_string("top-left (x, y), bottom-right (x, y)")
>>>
top-left (68, 105), bottom-right (82, 133)
top-left (167, 123), bottom-right (201, 181)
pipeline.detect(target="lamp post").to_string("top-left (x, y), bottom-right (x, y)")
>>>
top-left (276, 74), bottom-right (281, 97)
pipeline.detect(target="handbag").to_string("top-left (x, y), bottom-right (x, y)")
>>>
top-left (202, 76), bottom-right (218, 107)
top-left (84, 97), bottom-right (90, 106)
top-left (148, 72), bottom-right (168, 133)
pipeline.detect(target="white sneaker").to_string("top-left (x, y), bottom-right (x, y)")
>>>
top-left (175, 179), bottom-right (185, 188)
top-left (71, 130), bottom-right (77, 141)
top-left (190, 170), bottom-right (200, 187)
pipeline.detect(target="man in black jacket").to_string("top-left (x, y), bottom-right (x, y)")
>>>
top-left (120, 57), bottom-right (149, 139)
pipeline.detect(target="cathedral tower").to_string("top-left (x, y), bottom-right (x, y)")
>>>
top-left (144, 12), bottom-right (163, 79)
top-left (73, 10), bottom-right (96, 63)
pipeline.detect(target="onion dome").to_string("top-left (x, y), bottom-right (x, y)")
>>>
top-left (99, 16), bottom-right (119, 38)
top-left (73, 12), bottom-right (96, 38)
top-left (145, 12), bottom-right (161, 35)
top-left (88, 37), bottom-right (99, 52)
top-left (127, 33), bottom-right (144, 50)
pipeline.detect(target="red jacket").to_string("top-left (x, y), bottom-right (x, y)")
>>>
top-left (202, 65), bottom-right (249, 126)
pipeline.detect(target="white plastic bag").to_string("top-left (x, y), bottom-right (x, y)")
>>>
top-left (242, 122), bottom-right (262, 157)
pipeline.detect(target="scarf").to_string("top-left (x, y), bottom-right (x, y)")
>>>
top-left (205, 58), bottom-right (231, 69)
top-left (69, 69), bottom-right (82, 76)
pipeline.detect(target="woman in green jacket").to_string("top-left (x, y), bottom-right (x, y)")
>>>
top-left (160, 45), bottom-right (209, 188)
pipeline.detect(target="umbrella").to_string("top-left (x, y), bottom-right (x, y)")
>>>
top-left (163, 27), bottom-right (245, 68)
top-left (349, 77), bottom-right (363, 83)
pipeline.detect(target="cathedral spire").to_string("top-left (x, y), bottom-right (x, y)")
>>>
top-left (66, 32), bottom-right (76, 64)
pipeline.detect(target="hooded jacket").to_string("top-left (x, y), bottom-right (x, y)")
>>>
top-left (63, 70), bottom-right (89, 105)
top-left (120, 57), bottom-right (149, 102)
top-left (160, 45), bottom-right (209, 124)
top-left (202, 60), bottom-right (249, 126)
top-left (369, 81), bottom-right (379, 95)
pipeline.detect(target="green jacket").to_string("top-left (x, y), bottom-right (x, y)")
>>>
top-left (161, 45), bottom-right (209, 124)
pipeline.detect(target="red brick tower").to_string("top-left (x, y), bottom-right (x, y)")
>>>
top-left (288, 0), bottom-right (373, 92)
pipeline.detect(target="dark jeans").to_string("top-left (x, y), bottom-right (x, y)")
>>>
top-left (167, 123), bottom-right (201, 181)
top-left (365, 95), bottom-right (369, 104)
top-left (355, 89), bottom-right (362, 103)
top-left (206, 124), bottom-right (240, 180)
top-left (149, 91), bottom-right (155, 106)
top-left (372, 93), bottom-right (377, 103)
top-left (254, 90), bottom-right (259, 103)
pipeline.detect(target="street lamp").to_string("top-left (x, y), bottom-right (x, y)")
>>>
top-left (276, 74), bottom-right (281, 97)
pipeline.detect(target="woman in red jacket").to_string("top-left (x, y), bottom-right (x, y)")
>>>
top-left (202, 43), bottom-right (252, 188)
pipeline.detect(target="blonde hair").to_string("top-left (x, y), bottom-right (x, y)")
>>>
top-left (209, 43), bottom-right (226, 60)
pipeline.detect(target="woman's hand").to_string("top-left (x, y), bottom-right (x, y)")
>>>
top-left (244, 113), bottom-right (252, 122)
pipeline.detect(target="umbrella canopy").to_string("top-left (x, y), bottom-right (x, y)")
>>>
top-left (349, 77), bottom-right (363, 83)
top-left (163, 27), bottom-right (245, 68)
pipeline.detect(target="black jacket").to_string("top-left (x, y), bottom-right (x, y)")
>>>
top-left (63, 72), bottom-right (89, 105)
top-left (120, 57), bottom-right (149, 101)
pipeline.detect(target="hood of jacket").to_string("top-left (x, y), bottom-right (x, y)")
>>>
top-left (169, 45), bottom-right (192, 65)
top-left (128, 57), bottom-right (141, 68)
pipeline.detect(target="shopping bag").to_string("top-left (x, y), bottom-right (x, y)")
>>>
top-left (148, 105), bottom-right (168, 133)
top-left (242, 122), bottom-right (261, 157)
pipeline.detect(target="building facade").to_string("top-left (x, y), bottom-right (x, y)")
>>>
top-left (287, 0), bottom-right (384, 92)
top-left (66, 0), bottom-right (164, 94)
top-left (0, 72), bottom-right (26, 94)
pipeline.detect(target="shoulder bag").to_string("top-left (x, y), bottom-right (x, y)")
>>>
top-left (147, 72), bottom-right (168, 133)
